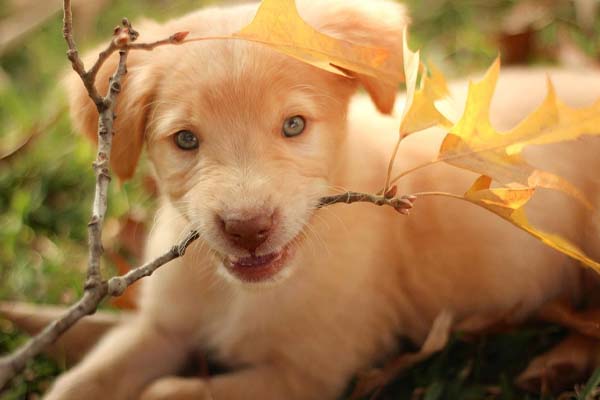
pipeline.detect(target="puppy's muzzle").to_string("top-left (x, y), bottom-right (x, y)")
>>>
top-left (220, 213), bottom-right (274, 252)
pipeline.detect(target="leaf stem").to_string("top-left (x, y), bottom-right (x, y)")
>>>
top-left (382, 133), bottom-right (405, 195)
top-left (412, 191), bottom-right (465, 200)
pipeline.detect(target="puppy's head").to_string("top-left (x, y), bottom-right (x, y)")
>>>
top-left (68, 0), bottom-right (407, 285)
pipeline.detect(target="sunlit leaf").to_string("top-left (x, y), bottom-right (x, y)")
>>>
top-left (398, 28), bottom-right (420, 129)
top-left (400, 61), bottom-right (453, 135)
top-left (383, 34), bottom-right (453, 191)
top-left (463, 176), bottom-right (600, 272)
top-left (439, 58), bottom-right (596, 208)
top-left (233, 0), bottom-right (403, 85)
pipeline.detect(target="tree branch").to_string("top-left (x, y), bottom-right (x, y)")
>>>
top-left (107, 231), bottom-right (200, 296)
top-left (0, 2), bottom-right (194, 390)
top-left (127, 31), bottom-right (190, 51)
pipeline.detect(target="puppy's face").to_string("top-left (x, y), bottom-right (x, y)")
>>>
top-left (69, 1), bottom-right (406, 285)
top-left (147, 44), bottom-right (352, 283)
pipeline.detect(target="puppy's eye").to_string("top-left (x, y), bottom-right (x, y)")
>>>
top-left (282, 116), bottom-right (306, 138)
top-left (174, 130), bottom-right (199, 150)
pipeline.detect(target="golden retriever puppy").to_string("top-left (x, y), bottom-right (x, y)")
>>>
top-left (46, 1), bottom-right (600, 399)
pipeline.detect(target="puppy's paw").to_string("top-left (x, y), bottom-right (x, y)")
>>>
top-left (44, 373), bottom-right (107, 400)
top-left (140, 377), bottom-right (211, 400)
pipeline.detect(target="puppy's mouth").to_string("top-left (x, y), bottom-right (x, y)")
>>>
top-left (223, 242), bottom-right (295, 283)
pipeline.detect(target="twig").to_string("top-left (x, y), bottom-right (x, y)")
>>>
top-left (85, 49), bottom-right (126, 286)
top-left (0, 1), bottom-right (192, 390)
top-left (63, 1), bottom-right (187, 109)
top-left (318, 186), bottom-right (417, 215)
top-left (382, 133), bottom-right (406, 195)
top-left (107, 231), bottom-right (200, 296)
top-left (128, 31), bottom-right (190, 50)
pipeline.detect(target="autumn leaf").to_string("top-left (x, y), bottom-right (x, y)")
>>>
top-left (384, 54), bottom-right (600, 270)
top-left (232, 0), bottom-right (403, 86)
top-left (383, 32), bottom-right (452, 191)
top-left (438, 57), bottom-right (595, 208)
top-left (400, 61), bottom-right (453, 136)
top-left (537, 299), bottom-right (600, 339)
top-left (398, 28), bottom-right (420, 133)
top-left (463, 176), bottom-right (600, 272)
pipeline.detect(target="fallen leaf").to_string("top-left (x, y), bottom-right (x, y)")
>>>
top-left (232, 0), bottom-right (403, 86)
top-left (350, 310), bottom-right (453, 399)
top-left (516, 333), bottom-right (599, 394)
top-left (537, 299), bottom-right (600, 339)
top-left (463, 176), bottom-right (600, 272)
top-left (439, 58), bottom-right (595, 209)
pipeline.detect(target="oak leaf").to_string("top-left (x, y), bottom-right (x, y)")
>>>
top-left (232, 0), bottom-right (403, 86)
top-left (439, 58), bottom-right (595, 208)
top-left (383, 33), bottom-right (452, 190)
top-left (463, 176), bottom-right (600, 272)
top-left (400, 60), bottom-right (452, 136)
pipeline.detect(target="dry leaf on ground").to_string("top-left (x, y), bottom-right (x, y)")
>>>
top-left (350, 311), bottom-right (453, 399)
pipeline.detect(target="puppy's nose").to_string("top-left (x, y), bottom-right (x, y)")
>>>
top-left (222, 214), bottom-right (273, 252)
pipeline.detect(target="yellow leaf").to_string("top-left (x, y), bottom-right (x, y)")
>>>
top-left (383, 39), bottom-right (453, 191)
top-left (465, 176), bottom-right (534, 217)
top-left (398, 27), bottom-right (420, 130)
top-left (233, 0), bottom-right (403, 86)
top-left (464, 176), bottom-right (600, 272)
top-left (400, 61), bottom-right (453, 136)
top-left (396, 32), bottom-right (452, 136)
top-left (439, 57), bottom-right (596, 209)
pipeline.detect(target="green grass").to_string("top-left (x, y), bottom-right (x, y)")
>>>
top-left (1, 0), bottom-right (599, 398)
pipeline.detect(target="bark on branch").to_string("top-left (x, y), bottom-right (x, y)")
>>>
top-left (318, 186), bottom-right (417, 215)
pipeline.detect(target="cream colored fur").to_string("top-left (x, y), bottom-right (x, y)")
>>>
top-left (46, 1), bottom-right (600, 399)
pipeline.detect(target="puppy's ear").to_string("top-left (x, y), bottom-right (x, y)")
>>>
top-left (65, 25), bottom-right (162, 181)
top-left (301, 0), bottom-right (409, 114)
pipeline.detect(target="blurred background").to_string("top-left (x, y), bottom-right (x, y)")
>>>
top-left (0, 0), bottom-right (599, 398)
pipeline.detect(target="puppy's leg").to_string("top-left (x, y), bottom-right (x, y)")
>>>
top-left (141, 363), bottom-right (340, 400)
top-left (45, 317), bottom-right (188, 400)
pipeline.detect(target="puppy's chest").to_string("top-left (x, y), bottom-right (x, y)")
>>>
top-left (195, 285), bottom-right (310, 365)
